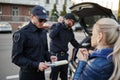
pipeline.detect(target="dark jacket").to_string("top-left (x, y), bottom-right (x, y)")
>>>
top-left (12, 22), bottom-right (50, 70)
top-left (49, 22), bottom-right (80, 53)
top-left (73, 48), bottom-right (114, 80)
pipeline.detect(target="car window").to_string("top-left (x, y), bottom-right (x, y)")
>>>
top-left (83, 15), bottom-right (107, 34)
top-left (0, 22), bottom-right (11, 27)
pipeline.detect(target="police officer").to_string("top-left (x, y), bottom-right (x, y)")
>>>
top-left (49, 13), bottom-right (80, 80)
top-left (12, 5), bottom-right (57, 80)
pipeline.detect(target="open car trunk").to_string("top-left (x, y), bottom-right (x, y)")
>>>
top-left (70, 2), bottom-right (116, 36)
top-left (68, 2), bottom-right (116, 79)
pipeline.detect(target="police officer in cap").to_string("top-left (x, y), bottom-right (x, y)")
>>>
top-left (12, 5), bottom-right (57, 80)
top-left (49, 13), bottom-right (80, 80)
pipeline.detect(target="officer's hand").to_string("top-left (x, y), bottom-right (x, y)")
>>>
top-left (38, 62), bottom-right (48, 71)
top-left (57, 16), bottom-right (63, 23)
top-left (50, 56), bottom-right (57, 62)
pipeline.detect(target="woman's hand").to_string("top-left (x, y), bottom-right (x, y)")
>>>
top-left (77, 48), bottom-right (89, 62)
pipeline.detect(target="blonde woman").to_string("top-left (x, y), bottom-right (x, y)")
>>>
top-left (73, 18), bottom-right (120, 80)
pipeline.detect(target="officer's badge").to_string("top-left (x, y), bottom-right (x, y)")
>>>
top-left (13, 33), bottom-right (20, 42)
top-left (43, 9), bottom-right (46, 13)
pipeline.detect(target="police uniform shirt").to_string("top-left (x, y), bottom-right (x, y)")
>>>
top-left (49, 22), bottom-right (80, 53)
top-left (12, 21), bottom-right (50, 70)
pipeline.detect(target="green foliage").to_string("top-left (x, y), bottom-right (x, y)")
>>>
top-left (50, 3), bottom-right (58, 21)
top-left (60, 3), bottom-right (67, 16)
top-left (51, 3), bottom-right (58, 16)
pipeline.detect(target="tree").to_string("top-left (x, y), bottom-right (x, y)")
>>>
top-left (60, 3), bottom-right (67, 16)
top-left (50, 3), bottom-right (58, 21)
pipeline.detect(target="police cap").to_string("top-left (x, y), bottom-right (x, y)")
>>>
top-left (64, 13), bottom-right (77, 22)
top-left (32, 5), bottom-right (48, 19)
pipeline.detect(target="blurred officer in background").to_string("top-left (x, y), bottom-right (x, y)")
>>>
top-left (49, 13), bottom-right (80, 80)
top-left (12, 5), bottom-right (56, 80)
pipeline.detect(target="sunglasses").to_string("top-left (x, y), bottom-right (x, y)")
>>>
top-left (35, 16), bottom-right (47, 22)
top-left (38, 19), bottom-right (47, 22)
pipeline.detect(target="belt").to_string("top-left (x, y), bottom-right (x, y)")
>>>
top-left (52, 51), bottom-right (67, 56)
top-left (21, 68), bottom-right (41, 72)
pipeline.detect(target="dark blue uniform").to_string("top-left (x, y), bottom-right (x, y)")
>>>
top-left (12, 22), bottom-right (50, 80)
top-left (49, 22), bottom-right (80, 80)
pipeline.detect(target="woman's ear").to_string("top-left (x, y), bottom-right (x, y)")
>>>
top-left (97, 32), bottom-right (103, 43)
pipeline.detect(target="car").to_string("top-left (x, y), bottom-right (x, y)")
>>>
top-left (72, 22), bottom-right (82, 31)
top-left (18, 22), bottom-right (29, 29)
top-left (68, 2), bottom-right (117, 79)
top-left (0, 22), bottom-right (12, 33)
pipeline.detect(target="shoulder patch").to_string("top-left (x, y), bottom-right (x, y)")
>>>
top-left (13, 33), bottom-right (20, 42)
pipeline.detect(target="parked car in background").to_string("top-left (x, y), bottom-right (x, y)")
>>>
top-left (0, 22), bottom-right (12, 33)
top-left (18, 22), bottom-right (29, 29)
top-left (68, 2), bottom-right (117, 79)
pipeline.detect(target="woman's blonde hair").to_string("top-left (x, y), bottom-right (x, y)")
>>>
top-left (94, 18), bottom-right (120, 80)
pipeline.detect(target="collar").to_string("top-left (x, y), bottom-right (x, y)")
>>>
top-left (63, 23), bottom-right (73, 31)
top-left (28, 21), bottom-right (39, 32)
top-left (90, 48), bottom-right (113, 61)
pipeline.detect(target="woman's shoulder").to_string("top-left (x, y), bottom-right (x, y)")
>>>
top-left (87, 57), bottom-right (114, 71)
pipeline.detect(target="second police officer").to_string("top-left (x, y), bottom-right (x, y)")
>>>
top-left (49, 13), bottom-right (80, 80)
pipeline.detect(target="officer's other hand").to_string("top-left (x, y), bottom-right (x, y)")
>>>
top-left (38, 62), bottom-right (48, 71)
top-left (50, 56), bottom-right (57, 62)
top-left (57, 16), bottom-right (63, 23)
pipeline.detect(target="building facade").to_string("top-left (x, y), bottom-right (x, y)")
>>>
top-left (0, 0), bottom-right (73, 22)
top-left (0, 0), bottom-right (73, 30)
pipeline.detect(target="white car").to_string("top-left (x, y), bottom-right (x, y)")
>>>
top-left (72, 22), bottom-right (81, 31)
top-left (0, 22), bottom-right (12, 32)
top-left (18, 22), bottom-right (29, 29)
